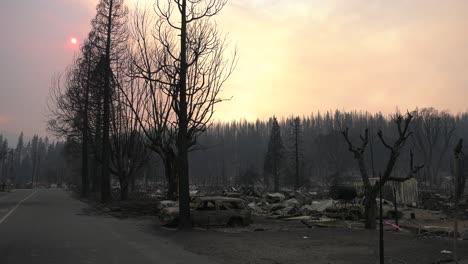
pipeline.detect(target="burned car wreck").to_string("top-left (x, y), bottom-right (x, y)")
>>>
top-left (159, 196), bottom-right (252, 227)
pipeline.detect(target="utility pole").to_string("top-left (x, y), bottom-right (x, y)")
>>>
top-left (379, 173), bottom-right (384, 264)
top-left (453, 139), bottom-right (464, 263)
top-left (393, 186), bottom-right (399, 226)
top-left (294, 118), bottom-right (300, 190)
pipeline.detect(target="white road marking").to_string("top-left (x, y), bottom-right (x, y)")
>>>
top-left (0, 190), bottom-right (37, 225)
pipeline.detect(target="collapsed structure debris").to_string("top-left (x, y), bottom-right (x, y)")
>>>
top-left (152, 180), bottom-right (468, 242)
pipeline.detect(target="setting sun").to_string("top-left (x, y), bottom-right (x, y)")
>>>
top-left (70, 37), bottom-right (78, 45)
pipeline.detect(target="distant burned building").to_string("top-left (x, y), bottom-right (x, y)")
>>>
top-left (390, 178), bottom-right (419, 205)
top-left (330, 171), bottom-right (419, 205)
top-left (352, 177), bottom-right (419, 205)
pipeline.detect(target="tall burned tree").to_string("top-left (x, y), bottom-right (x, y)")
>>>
top-left (30, 135), bottom-right (39, 187)
top-left (126, 4), bottom-right (179, 199)
top-left (109, 66), bottom-right (149, 200)
top-left (13, 132), bottom-right (24, 185)
top-left (412, 108), bottom-right (456, 187)
top-left (77, 40), bottom-right (97, 196)
top-left (90, 0), bottom-right (128, 202)
top-left (48, 0), bottom-right (129, 200)
top-left (48, 57), bottom-right (93, 196)
top-left (160, 0), bottom-right (236, 229)
top-left (87, 51), bottom-right (106, 193)
top-left (0, 136), bottom-right (8, 187)
top-left (264, 116), bottom-right (285, 192)
top-left (291, 117), bottom-right (302, 190)
top-left (342, 113), bottom-right (424, 229)
top-left (128, 0), bottom-right (236, 228)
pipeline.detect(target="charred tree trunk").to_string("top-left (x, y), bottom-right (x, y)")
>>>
top-left (100, 0), bottom-right (114, 203)
top-left (81, 137), bottom-right (89, 196)
top-left (120, 177), bottom-right (129, 201)
top-left (177, 0), bottom-right (191, 230)
top-left (364, 192), bottom-right (377, 229)
top-left (92, 97), bottom-right (103, 193)
top-left (91, 158), bottom-right (100, 192)
top-left (164, 157), bottom-right (177, 200)
top-left (81, 50), bottom-right (91, 197)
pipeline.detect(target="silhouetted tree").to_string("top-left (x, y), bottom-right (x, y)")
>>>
top-left (48, 66), bottom-right (90, 194)
top-left (0, 136), bottom-right (8, 188)
top-left (13, 132), bottom-right (24, 183)
top-left (30, 135), bottom-right (39, 187)
top-left (77, 41), bottom-right (97, 196)
top-left (412, 108), bottom-right (456, 187)
top-left (289, 117), bottom-right (303, 190)
top-left (109, 75), bottom-right (149, 200)
top-left (264, 117), bottom-right (285, 192)
top-left (128, 0), bottom-right (236, 228)
top-left (90, 0), bottom-right (129, 202)
top-left (125, 5), bottom-right (179, 199)
top-left (342, 113), bottom-right (424, 229)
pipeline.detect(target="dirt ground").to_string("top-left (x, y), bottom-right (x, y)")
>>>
top-left (156, 216), bottom-right (468, 264)
top-left (79, 195), bottom-right (468, 264)
top-left (399, 207), bottom-right (468, 233)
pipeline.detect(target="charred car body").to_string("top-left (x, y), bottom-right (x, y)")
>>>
top-left (159, 196), bottom-right (252, 227)
top-left (324, 198), bottom-right (403, 220)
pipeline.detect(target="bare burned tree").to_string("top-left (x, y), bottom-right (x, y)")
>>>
top-left (292, 117), bottom-right (302, 190)
top-left (91, 0), bottom-right (129, 202)
top-left (48, 70), bottom-right (82, 140)
top-left (412, 108), bottom-right (456, 187)
top-left (158, 0), bottom-right (237, 229)
top-left (48, 37), bottom-right (103, 197)
top-left (125, 4), bottom-right (179, 200)
top-left (79, 45), bottom-right (92, 196)
top-left (127, 0), bottom-right (236, 227)
top-left (48, 65), bottom-right (91, 194)
top-left (109, 63), bottom-right (149, 200)
top-left (264, 116), bottom-right (285, 192)
top-left (0, 137), bottom-right (9, 189)
top-left (342, 112), bottom-right (424, 229)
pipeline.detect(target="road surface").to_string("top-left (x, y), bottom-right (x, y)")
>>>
top-left (0, 189), bottom-right (219, 264)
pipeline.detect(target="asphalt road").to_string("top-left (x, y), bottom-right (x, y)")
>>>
top-left (0, 189), bottom-right (219, 264)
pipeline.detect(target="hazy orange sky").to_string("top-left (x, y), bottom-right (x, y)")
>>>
top-left (1, 0), bottom-right (468, 138)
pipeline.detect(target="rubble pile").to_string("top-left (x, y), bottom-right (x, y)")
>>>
top-left (153, 185), bottom-right (468, 235)
top-left (240, 191), bottom-right (332, 219)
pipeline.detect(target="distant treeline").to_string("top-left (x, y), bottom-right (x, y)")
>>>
top-left (0, 132), bottom-right (160, 189)
top-left (0, 133), bottom-right (67, 187)
top-left (190, 108), bottom-right (468, 190)
top-left (2, 108), bottom-right (466, 192)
